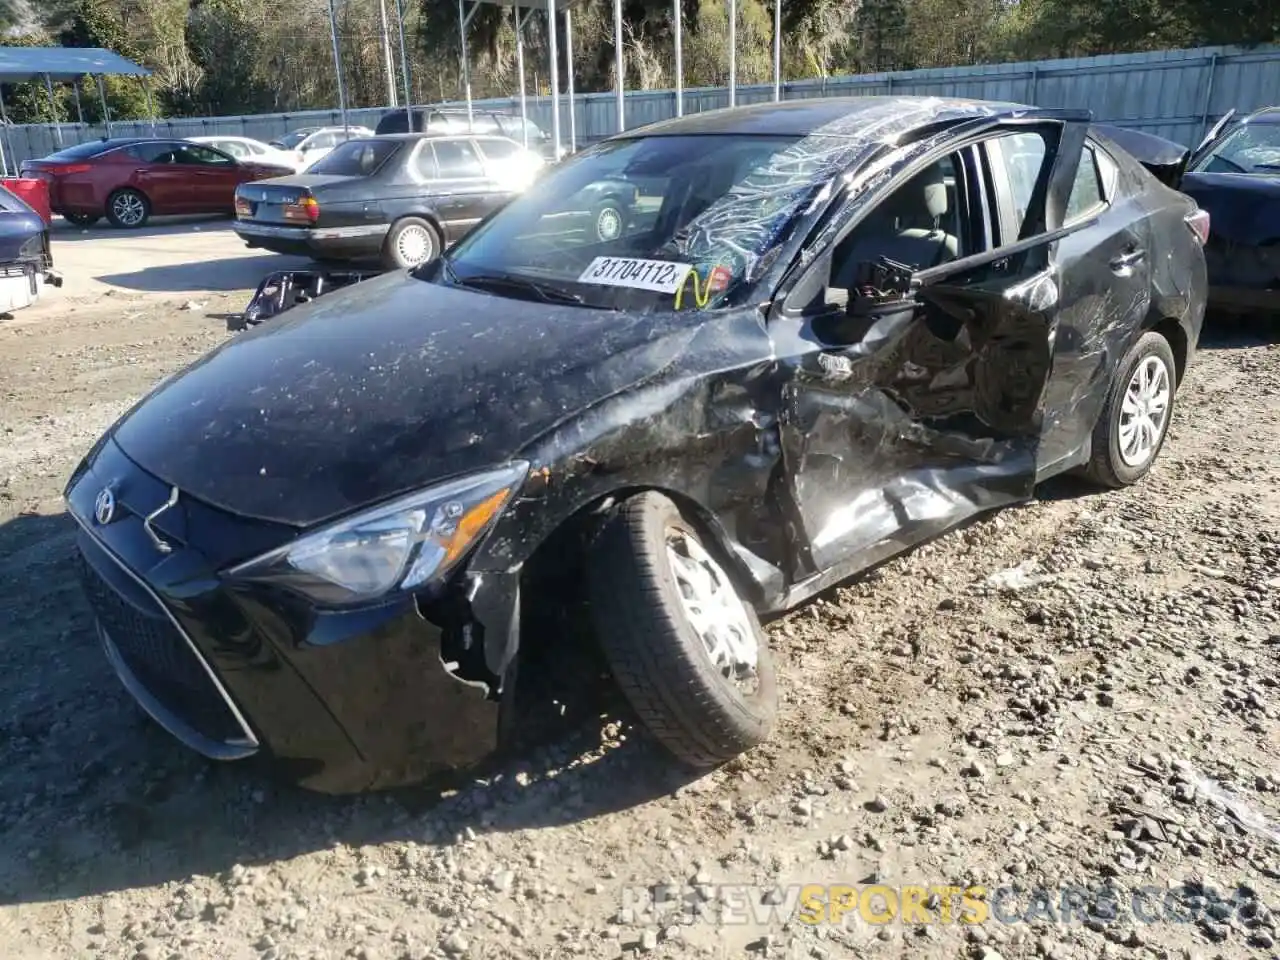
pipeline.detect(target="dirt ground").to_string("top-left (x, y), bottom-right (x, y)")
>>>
top-left (1, 232), bottom-right (1278, 960)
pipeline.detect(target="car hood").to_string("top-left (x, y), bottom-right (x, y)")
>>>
top-left (109, 271), bottom-right (709, 528)
top-left (1179, 171), bottom-right (1280, 246)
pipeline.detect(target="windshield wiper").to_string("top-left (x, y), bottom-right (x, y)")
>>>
top-left (451, 272), bottom-right (585, 306)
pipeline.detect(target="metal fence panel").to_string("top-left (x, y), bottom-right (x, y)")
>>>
top-left (3, 42), bottom-right (1278, 170)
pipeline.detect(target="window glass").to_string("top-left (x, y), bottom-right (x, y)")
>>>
top-left (44, 140), bottom-right (120, 161)
top-left (216, 140), bottom-right (251, 159)
top-left (130, 142), bottom-right (183, 163)
top-left (439, 133), bottom-right (850, 313)
top-left (991, 132), bottom-right (1048, 236)
top-left (432, 139), bottom-right (485, 178)
top-left (306, 139), bottom-right (401, 177)
top-left (828, 153), bottom-right (967, 291)
top-left (410, 142), bottom-right (438, 179)
top-left (1193, 122), bottom-right (1280, 174)
top-left (476, 138), bottom-right (521, 162)
top-left (178, 145), bottom-right (234, 165)
top-left (1065, 147), bottom-right (1104, 220)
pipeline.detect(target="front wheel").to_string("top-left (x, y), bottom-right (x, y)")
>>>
top-left (381, 216), bottom-right (439, 270)
top-left (587, 492), bottom-right (777, 768)
top-left (1083, 330), bottom-right (1178, 488)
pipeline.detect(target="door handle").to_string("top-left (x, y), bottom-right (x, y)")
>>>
top-left (1109, 248), bottom-right (1146, 272)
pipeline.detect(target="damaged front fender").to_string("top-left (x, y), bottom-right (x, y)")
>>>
top-left (233, 267), bottom-right (382, 331)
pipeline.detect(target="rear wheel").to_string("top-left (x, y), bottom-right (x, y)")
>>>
top-left (1083, 330), bottom-right (1177, 488)
top-left (587, 492), bottom-right (776, 768)
top-left (106, 189), bottom-right (150, 229)
top-left (62, 213), bottom-right (100, 227)
top-left (381, 217), bottom-right (439, 270)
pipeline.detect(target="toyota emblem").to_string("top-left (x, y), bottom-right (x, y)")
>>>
top-left (94, 487), bottom-right (116, 526)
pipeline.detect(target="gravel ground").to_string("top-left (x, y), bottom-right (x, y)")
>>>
top-left (1, 290), bottom-right (1278, 960)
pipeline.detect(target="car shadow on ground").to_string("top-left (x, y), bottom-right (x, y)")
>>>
top-left (49, 215), bottom-right (237, 243)
top-left (95, 253), bottom-right (314, 294)
top-left (0, 510), bottom-right (694, 906)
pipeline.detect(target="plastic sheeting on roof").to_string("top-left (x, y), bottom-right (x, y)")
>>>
top-left (0, 47), bottom-right (151, 82)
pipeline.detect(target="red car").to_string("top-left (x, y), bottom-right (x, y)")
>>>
top-left (20, 138), bottom-right (295, 229)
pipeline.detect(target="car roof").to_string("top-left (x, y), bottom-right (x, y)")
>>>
top-left (611, 95), bottom-right (1032, 140)
top-left (360, 132), bottom-right (515, 143)
top-left (1243, 106), bottom-right (1280, 125)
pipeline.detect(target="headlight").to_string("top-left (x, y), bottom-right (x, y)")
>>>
top-left (227, 462), bottom-right (528, 606)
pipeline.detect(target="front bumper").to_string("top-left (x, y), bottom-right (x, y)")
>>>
top-left (65, 437), bottom-right (508, 793)
top-left (0, 263), bottom-right (46, 312)
top-left (233, 221), bottom-right (389, 260)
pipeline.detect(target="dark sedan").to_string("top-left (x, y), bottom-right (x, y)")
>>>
top-left (65, 96), bottom-right (1207, 794)
top-left (231, 133), bottom-right (547, 269)
top-left (0, 182), bottom-right (61, 312)
top-left (20, 138), bottom-right (294, 228)
top-left (1174, 107), bottom-right (1280, 316)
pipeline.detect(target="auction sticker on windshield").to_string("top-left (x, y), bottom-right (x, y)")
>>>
top-left (577, 257), bottom-right (694, 293)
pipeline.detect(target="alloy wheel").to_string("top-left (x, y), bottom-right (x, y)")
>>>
top-left (1118, 354), bottom-right (1172, 467)
top-left (664, 528), bottom-right (759, 693)
top-left (112, 193), bottom-right (146, 227)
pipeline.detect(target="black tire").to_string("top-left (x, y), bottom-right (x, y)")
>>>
top-left (62, 212), bottom-right (100, 227)
top-left (105, 188), bottom-right (150, 229)
top-left (1083, 330), bottom-right (1178, 488)
top-left (587, 492), bottom-right (777, 768)
top-left (381, 216), bottom-right (440, 270)
top-left (591, 199), bottom-right (627, 243)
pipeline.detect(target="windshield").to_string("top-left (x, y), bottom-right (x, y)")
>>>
top-left (307, 139), bottom-right (400, 177)
top-left (433, 133), bottom-right (849, 312)
top-left (277, 131), bottom-right (310, 149)
top-left (1193, 122), bottom-right (1280, 174)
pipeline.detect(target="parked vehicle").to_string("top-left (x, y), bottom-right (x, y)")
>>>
top-left (232, 133), bottom-right (546, 268)
top-left (0, 182), bottom-right (61, 312)
top-left (65, 96), bottom-right (1208, 794)
top-left (19, 138), bottom-right (294, 228)
top-left (187, 135), bottom-right (304, 173)
top-left (269, 125), bottom-right (374, 170)
top-left (375, 106), bottom-right (552, 156)
top-left (1169, 106), bottom-right (1280, 316)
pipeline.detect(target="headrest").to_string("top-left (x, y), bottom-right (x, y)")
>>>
top-left (923, 180), bottom-right (948, 220)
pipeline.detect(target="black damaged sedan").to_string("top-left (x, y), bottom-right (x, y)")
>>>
top-left (66, 96), bottom-right (1208, 793)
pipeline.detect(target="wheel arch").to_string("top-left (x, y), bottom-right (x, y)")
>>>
top-left (1141, 312), bottom-right (1189, 386)
top-left (516, 482), bottom-right (771, 613)
top-left (390, 209), bottom-right (445, 241)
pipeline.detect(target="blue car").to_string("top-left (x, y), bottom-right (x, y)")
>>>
top-left (0, 183), bottom-right (60, 313)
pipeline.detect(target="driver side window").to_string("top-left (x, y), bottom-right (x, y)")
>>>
top-left (818, 150), bottom-right (975, 309)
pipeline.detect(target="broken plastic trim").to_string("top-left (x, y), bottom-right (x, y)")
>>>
top-left (232, 268), bottom-right (382, 331)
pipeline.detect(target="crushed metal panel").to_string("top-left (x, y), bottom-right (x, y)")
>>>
top-left (233, 268), bottom-right (382, 330)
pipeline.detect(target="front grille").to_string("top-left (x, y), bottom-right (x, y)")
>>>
top-left (77, 550), bottom-right (246, 744)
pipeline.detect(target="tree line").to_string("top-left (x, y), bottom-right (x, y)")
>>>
top-left (1, 0), bottom-right (1275, 126)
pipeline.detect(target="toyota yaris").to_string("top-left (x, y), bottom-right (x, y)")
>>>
top-left (65, 97), bottom-right (1208, 793)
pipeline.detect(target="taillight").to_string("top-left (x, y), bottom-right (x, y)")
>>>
top-left (42, 163), bottom-right (92, 175)
top-left (282, 195), bottom-right (320, 223)
top-left (1185, 208), bottom-right (1210, 245)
